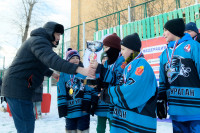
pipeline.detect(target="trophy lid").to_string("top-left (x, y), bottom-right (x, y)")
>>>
top-left (86, 41), bottom-right (103, 52)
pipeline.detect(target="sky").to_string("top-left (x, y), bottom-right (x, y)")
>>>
top-left (0, 0), bottom-right (71, 68)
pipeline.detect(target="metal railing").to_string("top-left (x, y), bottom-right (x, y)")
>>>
top-left (61, 0), bottom-right (193, 57)
top-left (94, 4), bottom-right (200, 41)
top-left (62, 0), bottom-right (156, 55)
top-left (0, 56), bottom-right (5, 78)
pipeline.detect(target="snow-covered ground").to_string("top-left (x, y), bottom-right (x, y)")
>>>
top-left (0, 86), bottom-right (172, 133)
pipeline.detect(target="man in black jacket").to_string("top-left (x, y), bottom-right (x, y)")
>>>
top-left (1, 21), bottom-right (95, 133)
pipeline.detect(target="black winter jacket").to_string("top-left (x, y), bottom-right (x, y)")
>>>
top-left (1, 22), bottom-right (78, 100)
top-left (32, 85), bottom-right (43, 102)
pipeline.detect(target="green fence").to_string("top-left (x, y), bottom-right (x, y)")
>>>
top-left (94, 4), bottom-right (200, 41)
top-left (62, 0), bottom-right (157, 54)
top-left (0, 56), bottom-right (5, 78)
top-left (62, 0), bottom-right (197, 54)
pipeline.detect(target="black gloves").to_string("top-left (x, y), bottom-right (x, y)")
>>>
top-left (157, 89), bottom-right (168, 119)
top-left (90, 89), bottom-right (99, 116)
top-left (58, 105), bottom-right (68, 118)
top-left (90, 104), bottom-right (97, 116)
top-left (157, 99), bottom-right (167, 119)
top-left (82, 100), bottom-right (91, 113)
top-left (100, 88), bottom-right (111, 104)
top-left (97, 80), bottom-right (109, 90)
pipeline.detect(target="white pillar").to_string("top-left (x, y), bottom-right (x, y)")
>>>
top-left (128, 5), bottom-right (131, 23)
top-left (195, 0), bottom-right (198, 4)
top-left (83, 22), bottom-right (85, 55)
top-left (49, 77), bottom-right (52, 93)
top-left (96, 32), bottom-right (98, 41)
top-left (120, 25), bottom-right (123, 39)
top-left (101, 30), bottom-right (104, 39)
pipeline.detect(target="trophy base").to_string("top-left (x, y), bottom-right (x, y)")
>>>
top-left (82, 78), bottom-right (98, 85)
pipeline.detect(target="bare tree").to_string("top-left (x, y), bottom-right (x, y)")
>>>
top-left (11, 0), bottom-right (49, 44)
top-left (90, 0), bottom-right (196, 30)
top-left (21, 0), bottom-right (39, 43)
top-left (129, 0), bottom-right (136, 21)
top-left (144, 0), bottom-right (195, 17)
top-left (88, 0), bottom-right (129, 31)
top-left (70, 0), bottom-right (196, 52)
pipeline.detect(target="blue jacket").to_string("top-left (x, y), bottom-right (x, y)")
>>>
top-left (158, 33), bottom-right (200, 121)
top-left (95, 56), bottom-right (124, 118)
top-left (108, 56), bottom-right (157, 133)
top-left (57, 72), bottom-right (89, 118)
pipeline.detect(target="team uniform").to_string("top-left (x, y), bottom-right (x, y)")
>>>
top-left (108, 54), bottom-right (157, 133)
top-left (96, 55), bottom-right (124, 119)
top-left (158, 33), bottom-right (200, 131)
top-left (57, 72), bottom-right (91, 130)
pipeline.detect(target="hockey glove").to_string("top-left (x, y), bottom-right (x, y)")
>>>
top-left (157, 100), bottom-right (167, 119)
top-left (100, 88), bottom-right (111, 104)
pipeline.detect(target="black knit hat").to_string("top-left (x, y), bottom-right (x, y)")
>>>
top-left (120, 33), bottom-right (141, 52)
top-left (185, 22), bottom-right (199, 34)
top-left (164, 18), bottom-right (185, 37)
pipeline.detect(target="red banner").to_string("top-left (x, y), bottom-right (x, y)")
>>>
top-left (141, 37), bottom-right (168, 80)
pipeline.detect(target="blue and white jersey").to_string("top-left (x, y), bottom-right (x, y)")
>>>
top-left (95, 55), bottom-right (124, 118)
top-left (57, 72), bottom-right (89, 118)
top-left (159, 33), bottom-right (200, 121)
top-left (103, 56), bottom-right (125, 86)
top-left (94, 100), bottom-right (109, 117)
top-left (108, 56), bottom-right (157, 133)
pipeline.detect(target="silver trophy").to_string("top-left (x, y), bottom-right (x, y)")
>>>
top-left (86, 41), bottom-right (103, 61)
top-left (86, 41), bottom-right (103, 80)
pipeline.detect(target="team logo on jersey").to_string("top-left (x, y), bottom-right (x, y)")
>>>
top-left (135, 66), bottom-right (144, 76)
top-left (165, 55), bottom-right (191, 84)
top-left (116, 72), bottom-right (122, 82)
top-left (121, 62), bottom-right (127, 69)
top-left (127, 65), bottom-right (131, 72)
top-left (127, 78), bottom-right (135, 85)
top-left (66, 79), bottom-right (81, 99)
top-left (184, 44), bottom-right (191, 52)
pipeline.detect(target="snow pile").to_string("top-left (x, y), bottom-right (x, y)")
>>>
top-left (0, 86), bottom-right (172, 133)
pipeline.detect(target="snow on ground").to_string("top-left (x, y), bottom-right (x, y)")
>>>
top-left (0, 86), bottom-right (172, 133)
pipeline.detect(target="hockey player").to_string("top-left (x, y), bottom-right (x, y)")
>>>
top-left (90, 33), bottom-right (125, 121)
top-left (105, 33), bottom-right (157, 133)
top-left (157, 18), bottom-right (200, 132)
top-left (57, 48), bottom-right (90, 133)
top-left (92, 33), bottom-right (124, 119)
top-left (95, 51), bottom-right (111, 133)
top-left (185, 22), bottom-right (200, 43)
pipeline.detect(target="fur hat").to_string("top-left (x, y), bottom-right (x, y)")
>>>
top-left (120, 33), bottom-right (141, 52)
top-left (43, 22), bottom-right (64, 47)
top-left (185, 22), bottom-right (199, 34)
top-left (54, 24), bottom-right (64, 34)
top-left (164, 18), bottom-right (185, 37)
top-left (66, 48), bottom-right (80, 61)
top-left (103, 33), bottom-right (121, 50)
